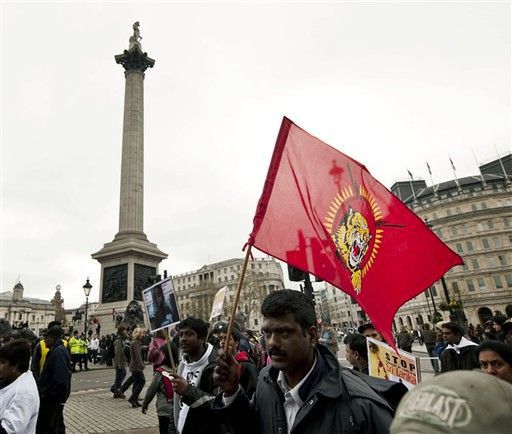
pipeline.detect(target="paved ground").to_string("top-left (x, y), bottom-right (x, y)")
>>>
top-left (63, 342), bottom-right (435, 433)
top-left (64, 365), bottom-right (159, 434)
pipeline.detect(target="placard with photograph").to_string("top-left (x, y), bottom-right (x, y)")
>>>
top-left (209, 286), bottom-right (228, 321)
top-left (367, 337), bottom-right (421, 390)
top-left (142, 277), bottom-right (181, 332)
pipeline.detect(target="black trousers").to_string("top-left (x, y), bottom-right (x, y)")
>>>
top-left (36, 400), bottom-right (65, 434)
top-left (158, 415), bottom-right (176, 434)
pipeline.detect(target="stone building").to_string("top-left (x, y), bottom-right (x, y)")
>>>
top-left (0, 282), bottom-right (56, 334)
top-left (173, 257), bottom-right (285, 330)
top-left (391, 154), bottom-right (512, 329)
top-left (314, 283), bottom-right (366, 328)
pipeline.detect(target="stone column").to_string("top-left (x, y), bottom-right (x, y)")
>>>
top-left (118, 69), bottom-right (145, 237)
top-left (92, 24), bottom-right (166, 334)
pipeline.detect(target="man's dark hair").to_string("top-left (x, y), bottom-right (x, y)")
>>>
top-left (441, 322), bottom-right (463, 337)
top-left (344, 333), bottom-right (368, 360)
top-left (357, 323), bottom-right (376, 334)
top-left (0, 339), bottom-right (31, 372)
top-left (117, 325), bottom-right (127, 334)
top-left (46, 325), bottom-right (64, 339)
top-left (47, 320), bottom-right (61, 328)
top-left (180, 317), bottom-right (209, 340)
top-left (261, 289), bottom-right (316, 332)
top-left (493, 314), bottom-right (508, 325)
top-left (477, 340), bottom-right (512, 365)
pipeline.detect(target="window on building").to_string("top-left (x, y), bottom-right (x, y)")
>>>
top-left (478, 278), bottom-right (486, 290)
top-left (482, 238), bottom-right (490, 249)
top-left (18, 314), bottom-right (22, 320)
top-left (481, 201), bottom-right (487, 209)
top-left (455, 207), bottom-right (461, 214)
top-left (32, 315), bottom-right (35, 321)
top-left (471, 258), bottom-right (479, 269)
top-left (466, 241), bottom-right (473, 252)
top-left (460, 225), bottom-right (468, 234)
top-left (504, 217), bottom-right (511, 227)
top-left (498, 255), bottom-right (507, 266)
top-left (451, 227), bottom-right (458, 237)
top-left (471, 204), bottom-right (478, 211)
top-left (506, 275), bottom-right (512, 288)
top-left (492, 236), bottom-right (501, 248)
top-left (477, 222), bottom-right (484, 231)
top-left (494, 276), bottom-right (503, 289)
top-left (432, 213), bottom-right (438, 219)
top-left (254, 318), bottom-right (258, 326)
top-left (455, 243), bottom-right (463, 253)
top-left (466, 279), bottom-right (475, 292)
top-left (462, 263), bottom-right (469, 271)
top-left (446, 209), bottom-right (452, 216)
top-left (452, 281), bottom-right (460, 292)
top-left (436, 229), bottom-right (443, 238)
top-left (488, 220), bottom-right (494, 229)
top-left (431, 286), bottom-right (438, 297)
top-left (488, 257), bottom-right (497, 267)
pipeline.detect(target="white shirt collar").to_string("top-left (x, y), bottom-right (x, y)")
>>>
top-left (276, 356), bottom-right (317, 406)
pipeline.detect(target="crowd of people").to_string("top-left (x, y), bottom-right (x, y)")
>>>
top-left (0, 289), bottom-right (511, 433)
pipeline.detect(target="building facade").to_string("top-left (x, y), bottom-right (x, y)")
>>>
top-left (0, 282), bottom-right (56, 335)
top-left (174, 257), bottom-right (285, 330)
top-left (314, 283), bottom-right (367, 329)
top-left (391, 154), bottom-right (512, 329)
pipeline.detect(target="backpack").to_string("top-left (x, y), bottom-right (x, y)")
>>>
top-left (123, 340), bottom-right (131, 363)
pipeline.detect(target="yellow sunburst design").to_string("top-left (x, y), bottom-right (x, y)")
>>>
top-left (323, 184), bottom-right (384, 293)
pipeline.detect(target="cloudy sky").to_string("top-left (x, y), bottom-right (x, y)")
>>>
top-left (1, 1), bottom-right (510, 309)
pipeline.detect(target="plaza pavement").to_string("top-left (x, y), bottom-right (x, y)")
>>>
top-left (64, 364), bottom-right (159, 434)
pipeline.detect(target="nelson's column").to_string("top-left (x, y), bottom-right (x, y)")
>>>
top-left (92, 23), bottom-right (167, 330)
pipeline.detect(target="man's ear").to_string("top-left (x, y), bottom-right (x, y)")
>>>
top-left (307, 325), bottom-right (318, 347)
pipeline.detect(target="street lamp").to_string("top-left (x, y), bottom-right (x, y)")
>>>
top-left (82, 278), bottom-right (92, 335)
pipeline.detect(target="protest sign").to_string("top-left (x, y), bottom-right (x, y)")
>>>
top-left (142, 276), bottom-right (181, 333)
top-left (367, 337), bottom-right (421, 390)
top-left (209, 286), bottom-right (228, 321)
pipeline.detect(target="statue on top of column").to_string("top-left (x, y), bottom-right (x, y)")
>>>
top-left (129, 21), bottom-right (142, 50)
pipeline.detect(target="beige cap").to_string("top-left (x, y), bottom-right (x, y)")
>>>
top-left (390, 370), bottom-right (512, 434)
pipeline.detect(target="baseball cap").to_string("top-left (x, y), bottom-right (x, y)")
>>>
top-left (390, 370), bottom-right (512, 434)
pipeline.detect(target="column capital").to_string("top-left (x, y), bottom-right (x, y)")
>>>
top-left (115, 46), bottom-right (155, 73)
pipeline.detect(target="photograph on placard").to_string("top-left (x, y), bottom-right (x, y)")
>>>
top-left (367, 337), bottom-right (420, 390)
top-left (143, 277), bottom-right (180, 332)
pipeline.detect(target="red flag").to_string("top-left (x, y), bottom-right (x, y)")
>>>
top-left (248, 117), bottom-right (463, 345)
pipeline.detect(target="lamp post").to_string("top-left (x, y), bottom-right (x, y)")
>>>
top-left (83, 278), bottom-right (92, 335)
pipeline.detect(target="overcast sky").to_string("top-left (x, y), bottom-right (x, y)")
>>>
top-left (1, 1), bottom-right (510, 310)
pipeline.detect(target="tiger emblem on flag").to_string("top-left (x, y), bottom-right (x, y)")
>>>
top-left (332, 208), bottom-right (371, 293)
top-left (323, 184), bottom-right (383, 295)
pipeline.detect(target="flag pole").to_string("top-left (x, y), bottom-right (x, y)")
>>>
top-left (224, 245), bottom-right (252, 353)
top-left (166, 327), bottom-right (176, 372)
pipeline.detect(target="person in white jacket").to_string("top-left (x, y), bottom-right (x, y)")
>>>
top-left (0, 339), bottom-right (40, 434)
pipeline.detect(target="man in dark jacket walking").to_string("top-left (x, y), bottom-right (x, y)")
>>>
top-left (420, 323), bottom-right (439, 373)
top-left (213, 290), bottom-right (395, 434)
top-left (36, 325), bottom-right (71, 434)
top-left (110, 325), bottom-right (128, 398)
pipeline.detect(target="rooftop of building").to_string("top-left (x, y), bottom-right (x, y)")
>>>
top-left (0, 291), bottom-right (53, 306)
top-left (391, 154), bottom-right (511, 204)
